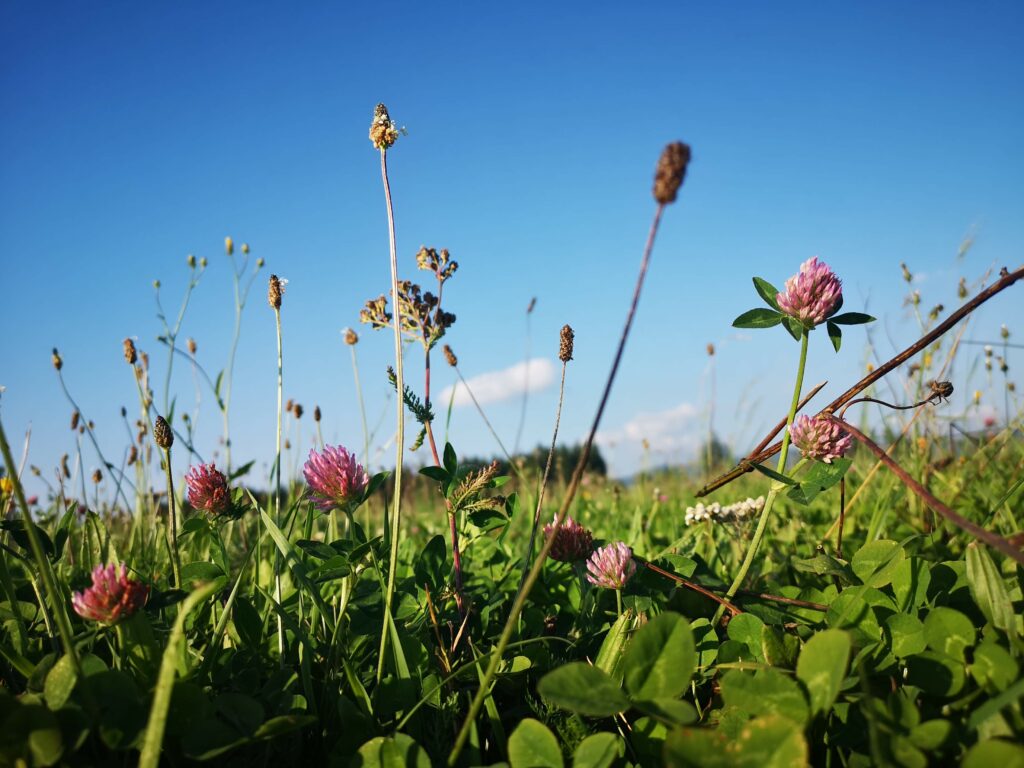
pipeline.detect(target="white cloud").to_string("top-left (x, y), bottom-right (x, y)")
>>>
top-left (595, 401), bottom-right (704, 476)
top-left (440, 358), bottom-right (556, 407)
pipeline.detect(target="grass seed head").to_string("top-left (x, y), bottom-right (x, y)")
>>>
top-left (52, 348), bottom-right (63, 371)
top-left (369, 103), bottom-right (399, 150)
top-left (443, 344), bottom-right (458, 367)
top-left (559, 325), bottom-right (575, 362)
top-left (268, 274), bottom-right (285, 309)
top-left (653, 141), bottom-right (691, 204)
top-left (123, 338), bottom-right (137, 365)
top-left (154, 415), bottom-right (173, 450)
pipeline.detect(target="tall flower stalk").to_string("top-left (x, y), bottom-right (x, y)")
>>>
top-left (448, 140), bottom-right (691, 765)
top-left (154, 415), bottom-right (181, 588)
top-left (268, 273), bottom-right (286, 663)
top-left (369, 103), bottom-right (406, 683)
top-left (720, 256), bottom-right (873, 619)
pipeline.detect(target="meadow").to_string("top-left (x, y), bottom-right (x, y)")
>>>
top-left (1, 105), bottom-right (1022, 767)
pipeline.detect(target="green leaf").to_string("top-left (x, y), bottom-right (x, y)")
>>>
top-left (923, 607), bottom-right (975, 661)
top-left (908, 720), bottom-right (951, 750)
top-left (632, 698), bottom-right (698, 726)
top-left (138, 579), bottom-right (224, 768)
top-left (572, 732), bottom-right (621, 768)
top-left (782, 316), bottom-right (803, 342)
top-left (228, 460), bottom-right (254, 482)
top-left (232, 597), bottom-right (262, 649)
top-left (664, 715), bottom-right (808, 767)
top-left (751, 464), bottom-right (798, 486)
top-left (851, 540), bottom-right (905, 588)
top-left (622, 611), bottom-right (697, 700)
top-left (418, 466), bottom-right (449, 484)
top-left (795, 629), bottom-right (850, 716)
top-left (353, 733), bottom-right (432, 767)
top-left (752, 277), bottom-right (782, 310)
top-left (442, 442), bottom-right (458, 476)
top-left (825, 586), bottom-right (895, 643)
top-left (885, 613), bottom-right (926, 658)
top-left (179, 561), bottom-right (225, 584)
top-left (413, 535), bottom-right (447, 592)
top-left (508, 718), bottom-right (563, 768)
top-left (826, 321), bottom-right (842, 352)
top-left (970, 641), bottom-right (1019, 692)
top-left (787, 458), bottom-right (852, 505)
top-left (361, 471), bottom-right (390, 502)
top-left (593, 610), bottom-right (634, 685)
top-left (966, 543), bottom-right (1017, 638)
top-left (962, 740), bottom-right (1024, 768)
top-left (732, 308), bottom-right (783, 329)
top-left (726, 612), bottom-right (765, 662)
top-left (828, 312), bottom-right (875, 326)
top-left (43, 653), bottom-right (78, 710)
top-left (891, 557), bottom-right (932, 612)
top-left (904, 651), bottom-right (966, 697)
top-left (720, 669), bottom-right (809, 725)
top-left (537, 662), bottom-right (630, 717)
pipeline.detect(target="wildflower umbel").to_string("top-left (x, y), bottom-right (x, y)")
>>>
top-left (776, 257), bottom-right (843, 328)
top-left (789, 414), bottom-right (852, 463)
top-left (653, 141), bottom-right (692, 204)
top-left (185, 463), bottom-right (231, 516)
top-left (543, 515), bottom-right (593, 562)
top-left (369, 103), bottom-right (399, 150)
top-left (303, 445), bottom-right (369, 511)
top-left (72, 563), bottom-right (149, 625)
top-left (586, 542), bottom-right (636, 589)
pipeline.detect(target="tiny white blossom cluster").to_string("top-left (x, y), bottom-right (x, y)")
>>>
top-left (684, 496), bottom-right (765, 526)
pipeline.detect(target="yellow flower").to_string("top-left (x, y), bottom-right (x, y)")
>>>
top-left (0, 476), bottom-right (13, 496)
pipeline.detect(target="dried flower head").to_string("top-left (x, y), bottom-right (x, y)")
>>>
top-left (128, 445), bottom-right (138, 466)
top-left (416, 246), bottom-right (458, 280)
top-left (285, 398), bottom-right (294, 414)
top-left (443, 344), bottom-right (458, 367)
top-left (185, 463), bottom-right (231, 516)
top-left (187, 338), bottom-right (197, 355)
top-left (123, 338), bottom-right (137, 365)
top-left (314, 405), bottom-right (321, 422)
top-left (527, 297), bottom-right (537, 314)
top-left (369, 103), bottom-right (400, 150)
top-left (303, 445), bottom-right (369, 511)
top-left (52, 348), bottom-right (63, 371)
top-left (268, 274), bottom-right (286, 309)
top-left (586, 542), bottom-right (636, 589)
top-left (559, 325), bottom-right (575, 363)
top-left (901, 262), bottom-right (913, 283)
top-left (707, 343), bottom-right (716, 357)
top-left (154, 416), bottom-right (173, 450)
top-left (776, 257), bottom-right (843, 328)
top-left (92, 469), bottom-right (102, 484)
top-left (72, 563), bottom-right (149, 625)
top-left (241, 243), bottom-right (250, 255)
top-left (789, 414), bottom-right (852, 464)
top-left (653, 141), bottom-right (692, 204)
top-left (293, 404), bottom-right (304, 420)
top-left (70, 411), bottom-right (80, 431)
top-left (543, 515), bottom-right (594, 562)
top-left (342, 328), bottom-right (359, 345)
top-left (225, 236), bottom-right (234, 256)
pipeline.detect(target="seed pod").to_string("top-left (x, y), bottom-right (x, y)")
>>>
top-left (154, 416), bottom-right (173, 450)
top-left (559, 325), bottom-right (575, 363)
top-left (123, 338), bottom-right (137, 365)
top-left (653, 141), bottom-right (692, 204)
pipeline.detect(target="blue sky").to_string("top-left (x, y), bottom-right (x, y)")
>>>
top-left (2, 2), bottom-right (1023, 498)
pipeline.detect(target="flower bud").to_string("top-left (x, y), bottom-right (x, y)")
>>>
top-left (154, 416), bottom-right (173, 450)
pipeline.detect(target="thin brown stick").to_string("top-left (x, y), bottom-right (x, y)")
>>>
top-left (833, 417), bottom-right (1024, 565)
top-left (697, 265), bottom-right (1024, 497)
top-left (639, 558), bottom-right (742, 615)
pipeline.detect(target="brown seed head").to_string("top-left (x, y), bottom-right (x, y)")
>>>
top-left (61, 454), bottom-right (71, 478)
top-left (653, 141), bottom-right (692, 204)
top-left (128, 446), bottom-right (138, 466)
top-left (285, 398), bottom-right (294, 414)
top-left (369, 103), bottom-right (399, 150)
top-left (123, 338), bottom-right (137, 365)
top-left (527, 297), bottom-right (537, 314)
top-left (443, 344), bottom-right (458, 368)
top-left (343, 328), bottom-right (359, 345)
top-left (52, 348), bottom-right (63, 371)
top-left (187, 338), bottom-right (197, 355)
top-left (92, 469), bottom-right (102, 484)
top-left (154, 416), bottom-right (173, 450)
top-left (284, 439), bottom-right (291, 451)
top-left (314, 405), bottom-right (321, 422)
top-left (71, 411), bottom-right (80, 430)
top-left (293, 404), bottom-right (304, 420)
top-left (268, 274), bottom-right (284, 309)
top-left (706, 343), bottom-right (715, 357)
top-left (559, 325), bottom-right (575, 363)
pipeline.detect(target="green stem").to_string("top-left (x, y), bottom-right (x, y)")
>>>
top-left (376, 146), bottom-right (405, 685)
top-left (162, 447), bottom-right (182, 588)
top-left (273, 306), bottom-right (285, 665)
top-left (717, 330), bottom-right (809, 620)
top-left (349, 344), bottom-right (370, 538)
top-left (0, 418), bottom-right (81, 674)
